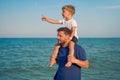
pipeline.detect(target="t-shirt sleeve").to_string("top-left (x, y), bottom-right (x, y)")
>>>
top-left (59, 20), bottom-right (64, 24)
top-left (71, 20), bottom-right (77, 27)
top-left (76, 46), bottom-right (87, 60)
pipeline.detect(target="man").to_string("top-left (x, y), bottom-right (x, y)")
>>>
top-left (51, 27), bottom-right (89, 80)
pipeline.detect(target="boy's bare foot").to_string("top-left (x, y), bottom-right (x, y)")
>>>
top-left (49, 57), bottom-right (56, 67)
top-left (65, 61), bottom-right (72, 67)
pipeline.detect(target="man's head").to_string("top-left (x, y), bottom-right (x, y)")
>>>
top-left (62, 5), bottom-right (75, 18)
top-left (57, 27), bottom-right (71, 45)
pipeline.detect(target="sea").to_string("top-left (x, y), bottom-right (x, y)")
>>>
top-left (0, 38), bottom-right (120, 80)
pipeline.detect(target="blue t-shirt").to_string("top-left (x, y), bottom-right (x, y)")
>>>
top-left (54, 44), bottom-right (87, 80)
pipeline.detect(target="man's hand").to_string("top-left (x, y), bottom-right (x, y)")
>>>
top-left (68, 55), bottom-right (89, 68)
top-left (49, 56), bottom-right (57, 67)
top-left (68, 55), bottom-right (76, 63)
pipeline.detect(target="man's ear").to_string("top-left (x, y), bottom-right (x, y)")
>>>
top-left (67, 35), bottom-right (70, 39)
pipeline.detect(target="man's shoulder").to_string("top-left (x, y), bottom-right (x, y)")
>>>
top-left (75, 44), bottom-right (83, 50)
top-left (74, 44), bottom-right (86, 53)
top-left (74, 44), bottom-right (87, 60)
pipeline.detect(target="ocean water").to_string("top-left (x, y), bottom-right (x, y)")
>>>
top-left (0, 38), bottom-right (120, 80)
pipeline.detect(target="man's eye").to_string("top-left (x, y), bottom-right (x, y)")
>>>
top-left (59, 35), bottom-right (61, 37)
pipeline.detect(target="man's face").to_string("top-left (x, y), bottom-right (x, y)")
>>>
top-left (57, 31), bottom-right (69, 44)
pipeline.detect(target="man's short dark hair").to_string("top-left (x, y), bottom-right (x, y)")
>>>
top-left (57, 27), bottom-right (71, 35)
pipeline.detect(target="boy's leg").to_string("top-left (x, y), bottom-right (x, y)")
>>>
top-left (65, 41), bottom-right (75, 67)
top-left (49, 44), bottom-right (60, 67)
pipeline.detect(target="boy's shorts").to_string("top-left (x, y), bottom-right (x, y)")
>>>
top-left (71, 36), bottom-right (78, 44)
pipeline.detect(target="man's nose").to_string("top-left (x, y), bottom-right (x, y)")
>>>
top-left (57, 36), bottom-right (60, 39)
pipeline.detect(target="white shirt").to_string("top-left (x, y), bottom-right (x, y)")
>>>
top-left (59, 18), bottom-right (78, 39)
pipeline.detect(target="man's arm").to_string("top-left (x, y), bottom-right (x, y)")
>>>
top-left (41, 16), bottom-right (60, 24)
top-left (74, 59), bottom-right (89, 68)
top-left (68, 55), bottom-right (89, 68)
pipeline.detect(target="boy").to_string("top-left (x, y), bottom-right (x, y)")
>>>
top-left (41, 5), bottom-right (78, 67)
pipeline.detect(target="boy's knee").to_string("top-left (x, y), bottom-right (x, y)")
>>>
top-left (69, 41), bottom-right (75, 46)
top-left (54, 45), bottom-right (60, 49)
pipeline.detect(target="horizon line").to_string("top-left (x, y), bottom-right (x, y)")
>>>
top-left (0, 37), bottom-right (120, 38)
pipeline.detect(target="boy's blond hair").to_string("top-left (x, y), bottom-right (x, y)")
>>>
top-left (62, 5), bottom-right (75, 16)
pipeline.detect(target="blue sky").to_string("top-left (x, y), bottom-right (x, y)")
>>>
top-left (0, 0), bottom-right (120, 38)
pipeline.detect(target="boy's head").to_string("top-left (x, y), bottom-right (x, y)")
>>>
top-left (62, 5), bottom-right (75, 17)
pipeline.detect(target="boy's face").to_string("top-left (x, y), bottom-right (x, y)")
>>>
top-left (62, 9), bottom-right (71, 18)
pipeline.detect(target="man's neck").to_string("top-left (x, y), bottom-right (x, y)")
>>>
top-left (61, 41), bottom-right (69, 47)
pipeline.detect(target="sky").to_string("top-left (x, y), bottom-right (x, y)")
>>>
top-left (0, 0), bottom-right (120, 38)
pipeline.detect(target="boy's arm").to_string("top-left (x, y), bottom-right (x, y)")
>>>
top-left (69, 26), bottom-right (76, 40)
top-left (42, 16), bottom-right (60, 24)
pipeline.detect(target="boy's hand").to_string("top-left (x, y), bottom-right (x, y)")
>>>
top-left (41, 16), bottom-right (47, 21)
